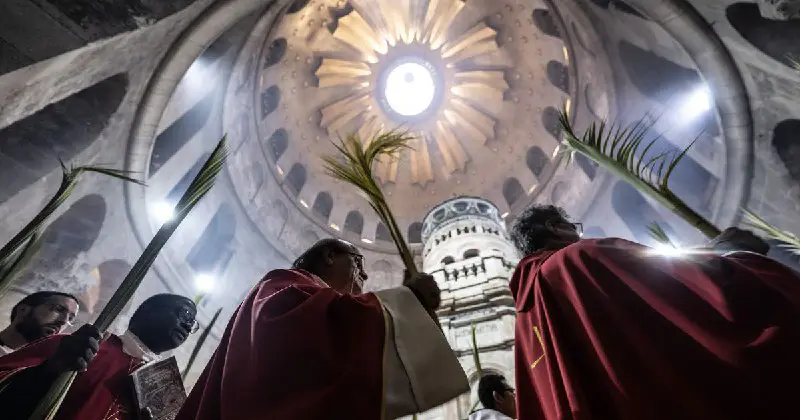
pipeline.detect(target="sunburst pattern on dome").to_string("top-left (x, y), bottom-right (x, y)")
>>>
top-left (315, 0), bottom-right (508, 187)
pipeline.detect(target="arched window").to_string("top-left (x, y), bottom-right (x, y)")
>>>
top-left (542, 107), bottom-right (562, 141)
top-left (285, 163), bottom-right (306, 196)
top-left (19, 194), bottom-right (107, 290)
top-left (266, 128), bottom-right (288, 160)
top-left (526, 147), bottom-right (549, 177)
top-left (376, 222), bottom-right (392, 242)
top-left (344, 211), bottom-right (364, 235)
top-left (312, 192), bottom-right (333, 221)
top-left (441, 256), bottom-right (455, 265)
top-left (772, 119), bottom-right (800, 182)
top-left (0, 74), bottom-right (127, 204)
top-left (264, 38), bottom-right (287, 68)
top-left (618, 41), bottom-right (703, 105)
top-left (726, 3), bottom-right (800, 69)
top-left (531, 9), bottom-right (560, 38)
top-left (260, 85), bottom-right (280, 119)
top-left (463, 249), bottom-right (480, 259)
top-left (166, 153), bottom-right (209, 204)
top-left (287, 0), bottom-right (310, 14)
top-left (503, 178), bottom-right (525, 207)
top-left (546, 61), bottom-right (570, 93)
top-left (408, 222), bottom-right (423, 244)
top-left (150, 88), bottom-right (217, 176)
top-left (187, 204), bottom-right (236, 276)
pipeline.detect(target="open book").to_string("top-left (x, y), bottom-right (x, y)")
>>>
top-left (130, 356), bottom-right (187, 420)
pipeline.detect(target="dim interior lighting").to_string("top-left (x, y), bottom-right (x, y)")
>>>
top-left (501, 212), bottom-right (509, 219)
top-left (330, 223), bottom-right (341, 231)
top-left (299, 199), bottom-right (309, 208)
top-left (384, 62), bottom-right (436, 116)
top-left (361, 238), bottom-right (374, 244)
top-left (195, 273), bottom-right (216, 293)
top-left (149, 201), bottom-right (175, 224)
top-left (679, 86), bottom-right (712, 121)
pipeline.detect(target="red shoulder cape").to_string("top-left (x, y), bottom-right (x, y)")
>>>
top-left (511, 238), bottom-right (800, 420)
top-left (176, 269), bottom-right (387, 420)
top-left (0, 334), bottom-right (138, 419)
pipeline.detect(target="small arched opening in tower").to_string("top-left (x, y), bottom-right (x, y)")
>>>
top-left (0, 74), bottom-right (128, 204)
top-left (463, 249), bottom-right (480, 260)
top-left (285, 163), bottom-right (307, 196)
top-left (264, 38), bottom-right (288, 68)
top-left (546, 61), bottom-right (570, 94)
top-left (526, 146), bottom-right (549, 178)
top-left (376, 222), bottom-right (392, 242)
top-left (408, 222), bottom-right (423, 244)
top-left (503, 178), bottom-right (525, 208)
top-left (344, 211), bottom-right (364, 235)
top-left (187, 204), bottom-right (236, 279)
top-left (260, 85), bottom-right (281, 120)
top-left (772, 119), bottom-right (800, 184)
top-left (264, 128), bottom-right (289, 161)
top-left (531, 9), bottom-right (561, 39)
top-left (312, 192), bottom-right (334, 221)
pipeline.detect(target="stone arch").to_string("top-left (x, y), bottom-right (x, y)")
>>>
top-left (376, 222), bottom-right (392, 242)
top-left (618, 41), bottom-right (703, 105)
top-left (526, 147), bottom-right (549, 178)
top-left (150, 88), bottom-right (217, 176)
top-left (263, 37), bottom-right (287, 68)
top-left (408, 222), bottom-right (423, 244)
top-left (19, 194), bottom-right (107, 291)
top-left (344, 211), bottom-right (364, 235)
top-left (287, 0), bottom-right (311, 14)
top-left (260, 85), bottom-right (280, 119)
top-left (546, 61), bottom-right (570, 94)
top-left (312, 192), bottom-right (333, 221)
top-left (503, 178), bottom-right (525, 207)
top-left (285, 163), bottom-right (306, 196)
top-left (726, 3), bottom-right (800, 69)
top-left (772, 119), bottom-right (800, 183)
top-left (531, 9), bottom-right (560, 38)
top-left (611, 181), bottom-right (676, 244)
top-left (265, 128), bottom-right (288, 160)
top-left (187, 204), bottom-right (236, 276)
top-left (0, 74), bottom-right (128, 204)
top-left (541, 107), bottom-right (562, 141)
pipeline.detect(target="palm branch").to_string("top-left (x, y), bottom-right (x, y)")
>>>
top-left (469, 322), bottom-right (483, 413)
top-left (788, 54), bottom-right (800, 72)
top-left (0, 164), bottom-right (143, 298)
top-left (182, 307), bottom-right (223, 381)
top-left (647, 222), bottom-right (677, 248)
top-left (321, 130), bottom-right (418, 274)
top-left (558, 109), bottom-right (721, 238)
top-left (31, 136), bottom-right (228, 420)
top-left (742, 209), bottom-right (800, 255)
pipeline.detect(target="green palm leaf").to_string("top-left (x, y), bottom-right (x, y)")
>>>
top-left (468, 322), bottom-right (483, 413)
top-left (0, 164), bottom-right (143, 298)
top-left (558, 109), bottom-right (721, 238)
top-left (321, 130), bottom-right (418, 274)
top-left (182, 307), bottom-right (223, 382)
top-left (646, 222), bottom-right (677, 248)
top-left (742, 209), bottom-right (800, 255)
top-left (30, 136), bottom-right (228, 420)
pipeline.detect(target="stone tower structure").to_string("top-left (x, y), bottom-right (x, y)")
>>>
top-left (416, 196), bottom-right (520, 419)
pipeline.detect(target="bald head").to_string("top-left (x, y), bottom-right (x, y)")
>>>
top-left (292, 238), bottom-right (367, 294)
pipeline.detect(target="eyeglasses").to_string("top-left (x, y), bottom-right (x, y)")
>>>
top-left (570, 222), bottom-right (584, 236)
top-left (175, 307), bottom-right (199, 334)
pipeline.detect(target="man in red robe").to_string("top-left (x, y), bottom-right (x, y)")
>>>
top-left (0, 293), bottom-right (197, 419)
top-left (508, 204), bottom-right (800, 420)
top-left (177, 238), bottom-right (469, 420)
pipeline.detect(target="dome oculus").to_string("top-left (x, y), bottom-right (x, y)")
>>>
top-left (384, 61), bottom-right (437, 117)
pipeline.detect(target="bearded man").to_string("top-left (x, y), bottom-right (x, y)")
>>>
top-left (508, 204), bottom-right (800, 420)
top-left (177, 238), bottom-right (469, 420)
top-left (0, 291), bottom-right (79, 355)
top-left (0, 293), bottom-right (197, 419)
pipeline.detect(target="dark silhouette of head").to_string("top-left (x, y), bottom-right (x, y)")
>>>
top-left (128, 294), bottom-right (196, 354)
top-left (292, 238), bottom-right (368, 294)
top-left (10, 291), bottom-right (79, 342)
top-left (477, 373), bottom-right (516, 417)
top-left (509, 204), bottom-right (581, 256)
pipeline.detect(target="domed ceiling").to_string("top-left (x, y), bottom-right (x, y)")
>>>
top-left (228, 0), bottom-right (586, 246)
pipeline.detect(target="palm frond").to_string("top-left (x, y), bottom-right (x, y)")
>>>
top-left (183, 307), bottom-right (223, 381)
top-left (647, 222), bottom-right (676, 248)
top-left (31, 136), bottom-right (228, 420)
top-left (468, 322), bottom-right (483, 413)
top-left (558, 109), bottom-right (721, 238)
top-left (321, 130), bottom-right (418, 274)
top-left (0, 165), bottom-right (144, 299)
top-left (788, 54), bottom-right (800, 72)
top-left (742, 209), bottom-right (800, 255)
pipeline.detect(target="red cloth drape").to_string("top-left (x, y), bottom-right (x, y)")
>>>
top-left (511, 238), bottom-right (800, 420)
top-left (176, 269), bottom-right (387, 420)
top-left (0, 334), bottom-right (139, 419)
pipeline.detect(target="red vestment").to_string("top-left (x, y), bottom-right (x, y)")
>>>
top-left (0, 334), bottom-right (142, 419)
top-left (511, 238), bottom-right (800, 420)
top-left (176, 269), bottom-right (387, 420)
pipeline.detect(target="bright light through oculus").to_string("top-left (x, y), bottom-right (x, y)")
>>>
top-left (678, 86), bottom-right (712, 121)
top-left (195, 273), bottom-right (216, 293)
top-left (384, 62), bottom-right (436, 116)
top-left (149, 201), bottom-right (175, 225)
